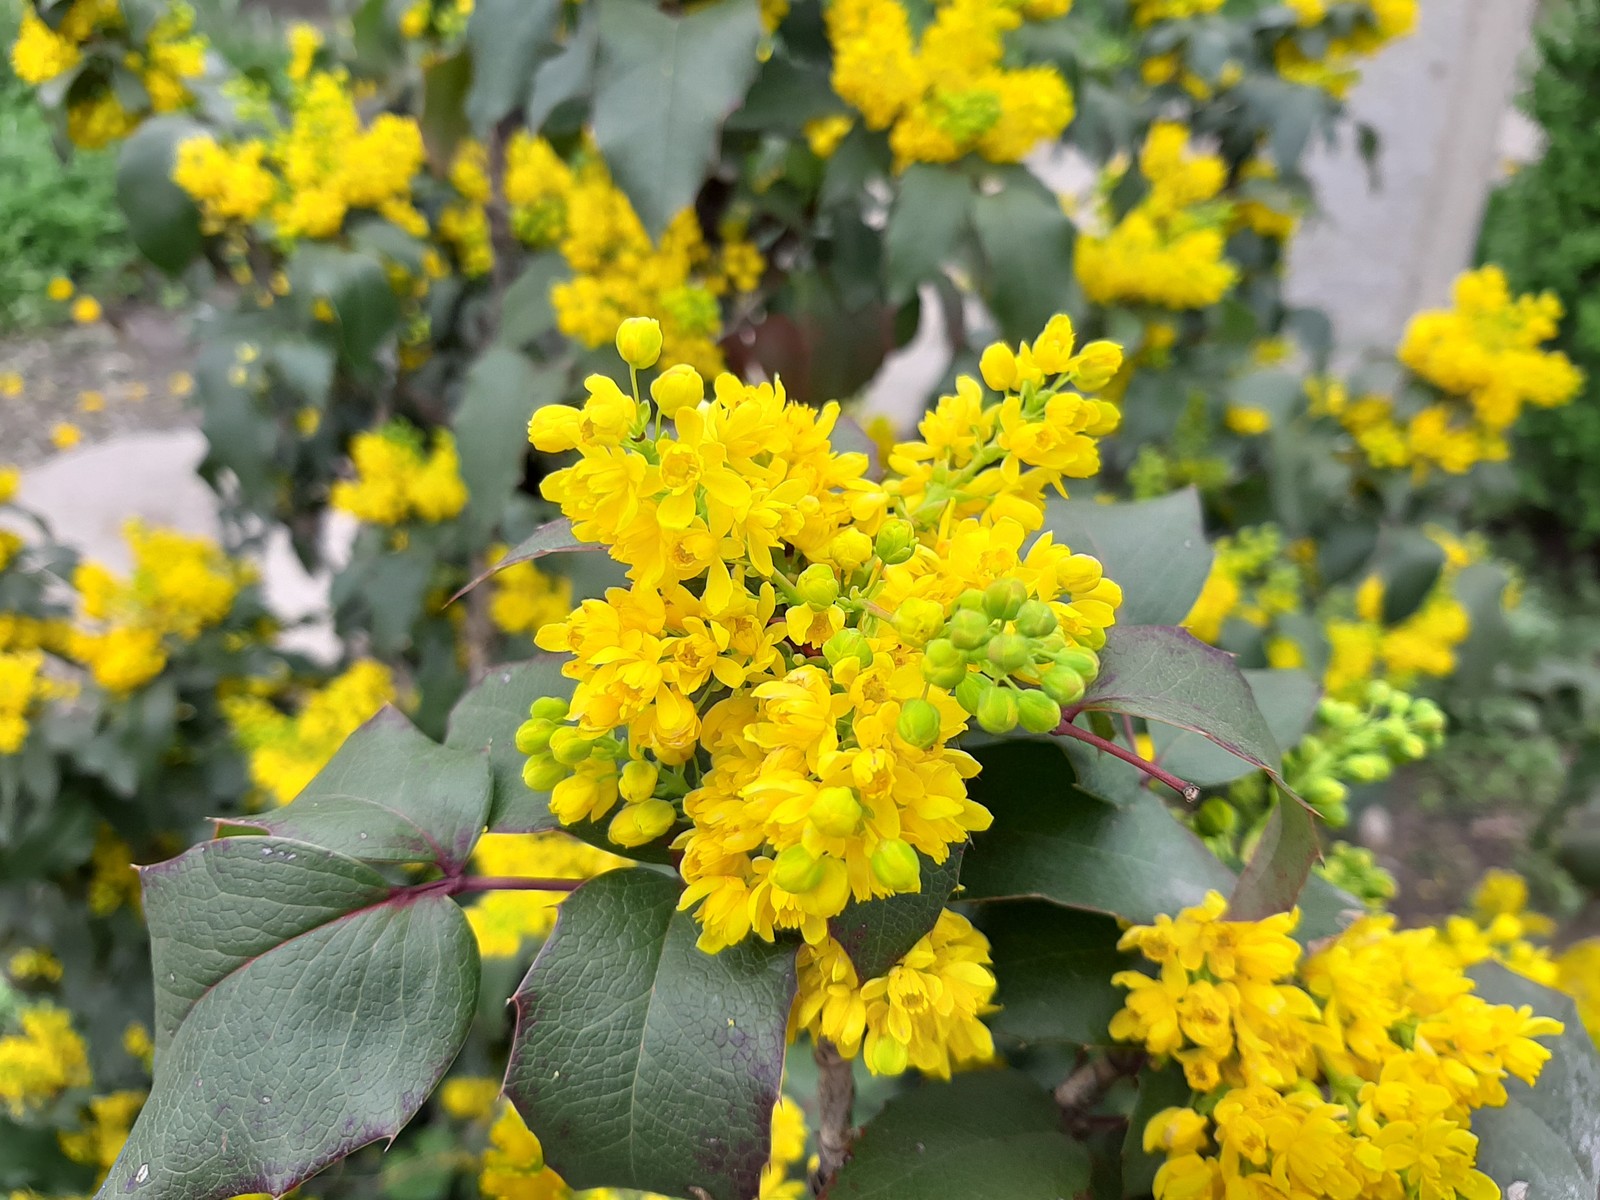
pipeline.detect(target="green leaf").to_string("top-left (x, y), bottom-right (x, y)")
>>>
top-left (886, 165), bottom-right (972, 301)
top-left (496, 254), bottom-right (568, 348)
top-left (590, 0), bottom-right (763, 236)
top-left (115, 117), bottom-right (203, 274)
top-left (455, 348), bottom-right (557, 539)
top-left (455, 517), bottom-right (586, 601)
top-left (961, 742), bottom-right (1235, 922)
top-left (1082, 626), bottom-right (1284, 778)
top-left (1228, 791), bottom-right (1319, 920)
top-left (1040, 490), bottom-right (1213, 627)
top-left (1229, 370), bottom-right (1305, 427)
top-left (1121, 1063), bottom-right (1191, 1198)
top-left (827, 1070), bottom-right (1091, 1200)
top-left (526, 8), bottom-right (599, 132)
top-left (444, 656), bottom-right (575, 831)
top-left (466, 0), bottom-right (561, 132)
top-left (505, 870), bottom-right (795, 1200)
top-left (231, 707), bottom-right (491, 874)
top-left (726, 55), bottom-right (841, 134)
top-left (972, 172), bottom-right (1076, 342)
top-left (103, 838), bottom-right (478, 1200)
top-left (421, 51), bottom-right (473, 166)
top-left (291, 246), bottom-right (402, 366)
top-left (1152, 668), bottom-right (1320, 788)
top-left (982, 902), bottom-right (1130, 1047)
top-left (1470, 962), bottom-right (1600, 1199)
top-left (828, 845), bottom-right (965, 981)
top-left (1369, 526), bottom-right (1446, 624)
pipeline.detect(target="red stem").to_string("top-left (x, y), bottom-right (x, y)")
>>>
top-left (402, 875), bottom-right (587, 901)
top-left (1053, 718), bottom-right (1200, 803)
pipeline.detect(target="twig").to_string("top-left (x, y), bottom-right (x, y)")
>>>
top-left (1054, 718), bottom-right (1200, 803)
top-left (1054, 1051), bottom-right (1144, 1134)
top-left (462, 551), bottom-right (495, 685)
top-left (811, 1039), bottom-right (855, 1191)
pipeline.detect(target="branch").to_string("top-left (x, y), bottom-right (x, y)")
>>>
top-left (1054, 1050), bottom-right (1143, 1134)
top-left (462, 551), bottom-right (496, 686)
top-left (1053, 718), bottom-right (1200, 803)
top-left (810, 1039), bottom-right (855, 1192)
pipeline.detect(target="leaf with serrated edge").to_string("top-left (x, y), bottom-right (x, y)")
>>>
top-left (1152, 668), bottom-right (1320, 788)
top-left (1228, 790), bottom-right (1318, 920)
top-left (828, 845), bottom-right (964, 981)
top-left (826, 1070), bottom-right (1090, 1199)
top-left (232, 707), bottom-right (490, 874)
top-left (100, 838), bottom-right (478, 1200)
top-left (451, 518), bottom-right (585, 601)
top-left (506, 870), bottom-right (795, 1200)
top-left (445, 657), bottom-right (575, 830)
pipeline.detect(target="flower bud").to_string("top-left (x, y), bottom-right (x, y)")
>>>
top-left (1054, 646), bottom-right (1100, 683)
top-left (615, 317), bottom-right (662, 369)
top-left (530, 696), bottom-right (570, 721)
top-left (1397, 733), bottom-right (1428, 761)
top-left (823, 628), bottom-right (875, 670)
top-left (1070, 340), bottom-right (1124, 391)
top-left (810, 786), bottom-right (864, 837)
top-left (515, 718), bottom-right (553, 755)
top-left (1041, 664), bottom-right (1086, 706)
top-left (1303, 776), bottom-right (1348, 810)
top-left (1013, 599), bottom-right (1058, 639)
top-left (983, 578), bottom-right (1028, 621)
top-left (797, 563), bottom-right (841, 609)
top-left (619, 759), bottom-right (660, 804)
top-left (979, 342), bottom-right (1019, 392)
top-left (987, 633), bottom-right (1031, 674)
top-left (954, 588), bottom-right (987, 611)
top-left (608, 799), bottom-right (677, 847)
top-left (1194, 797), bottom-right (1238, 837)
top-left (522, 755), bottom-right (567, 791)
top-left (897, 698), bottom-right (943, 749)
top-left (874, 519), bottom-right (916, 565)
top-left (829, 528), bottom-right (874, 572)
top-left (896, 597), bottom-right (945, 647)
top-left (1316, 698), bottom-right (1362, 730)
top-left (867, 1036), bottom-right (910, 1076)
top-left (1017, 689), bottom-right (1063, 734)
top-left (1343, 753), bottom-right (1392, 784)
top-left (1031, 314), bottom-right (1076, 375)
top-left (953, 673), bottom-right (987, 715)
top-left (773, 845), bottom-right (827, 894)
top-left (1410, 698), bottom-right (1446, 735)
top-left (920, 639), bottom-right (968, 689)
top-left (870, 839), bottom-right (921, 891)
top-left (549, 726), bottom-right (594, 767)
top-left (976, 687), bottom-right (1019, 735)
top-left (948, 607), bottom-right (992, 651)
top-left (649, 363), bottom-right (703, 416)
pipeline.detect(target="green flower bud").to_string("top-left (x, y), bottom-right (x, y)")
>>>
top-left (976, 687), bottom-right (1020, 735)
top-left (1316, 698), bottom-right (1361, 729)
top-left (1017, 689), bottom-right (1063, 734)
top-left (986, 632), bottom-right (1031, 674)
top-left (773, 846), bottom-right (827, 894)
top-left (1013, 599), bottom-right (1058, 639)
top-left (1081, 625), bottom-right (1107, 651)
top-left (810, 787), bottom-right (864, 837)
top-left (522, 755), bottom-right (567, 791)
top-left (822, 628), bottom-right (875, 670)
top-left (954, 588), bottom-right (987, 612)
top-left (1041, 664), bottom-right (1087, 706)
top-left (1410, 698), bottom-right (1446, 735)
top-left (983, 578), bottom-right (1029, 621)
top-left (921, 639), bottom-right (968, 689)
top-left (589, 735), bottom-right (626, 762)
top-left (619, 759), bottom-right (660, 804)
top-left (895, 597), bottom-right (946, 648)
top-left (1195, 797), bottom-right (1238, 837)
top-left (530, 696), bottom-right (570, 721)
top-left (1397, 733), bottom-right (1428, 761)
top-left (948, 607), bottom-right (993, 651)
top-left (897, 698), bottom-right (943, 749)
top-left (1303, 775), bottom-right (1348, 810)
top-left (870, 839), bottom-right (922, 891)
top-left (1343, 753), bottom-right (1392, 784)
top-left (796, 562), bottom-right (841, 609)
top-left (874, 519), bottom-right (917, 565)
top-left (549, 726), bottom-right (594, 767)
top-left (515, 718), bottom-right (554, 755)
top-left (1320, 802), bottom-right (1349, 829)
top-left (608, 799), bottom-right (676, 847)
top-left (953, 673), bottom-right (987, 715)
top-left (1054, 646), bottom-right (1100, 683)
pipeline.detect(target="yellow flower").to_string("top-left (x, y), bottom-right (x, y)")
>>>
top-left (51, 422), bottom-right (82, 450)
top-left (47, 276), bottom-right (75, 302)
top-left (331, 423), bottom-right (468, 525)
top-left (0, 1005), bottom-right (91, 1116)
top-left (9, 13), bottom-right (80, 85)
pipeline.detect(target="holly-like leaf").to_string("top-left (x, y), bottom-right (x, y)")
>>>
top-left (505, 870), bottom-right (795, 1200)
top-left (455, 348), bottom-right (559, 539)
top-left (982, 902), bottom-right (1130, 1047)
top-left (1040, 490), bottom-right (1214, 628)
top-left (443, 656), bottom-right (575, 831)
top-left (290, 245), bottom-right (401, 366)
top-left (961, 743), bottom-right (1235, 922)
top-left (972, 169), bottom-right (1076, 342)
top-left (828, 845), bottom-right (964, 981)
top-left (526, 6), bottom-right (598, 132)
top-left (452, 518), bottom-right (586, 601)
top-left (886, 165), bottom-right (972, 301)
top-left (465, 0), bottom-right (561, 132)
top-left (116, 117), bottom-right (203, 274)
top-left (827, 1070), bottom-right (1091, 1199)
top-left (231, 707), bottom-right (491, 875)
top-left (1152, 668), bottom-right (1320, 788)
top-left (1470, 963), bottom-right (1600, 1200)
top-left (1121, 1063), bottom-right (1191, 1198)
top-left (496, 254), bottom-right (567, 348)
top-left (101, 838), bottom-right (478, 1200)
top-left (590, 0), bottom-right (763, 236)
top-left (1228, 791), bottom-right (1319, 920)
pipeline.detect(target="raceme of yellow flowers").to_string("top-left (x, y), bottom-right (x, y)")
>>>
top-left (487, 552), bottom-right (575, 640)
top-left (1115, 891), bottom-right (1562, 1200)
top-left (9, 0), bottom-right (207, 147)
top-left (329, 421), bottom-right (469, 526)
top-left (0, 649), bottom-right (75, 755)
top-left (1076, 122), bottom-right (1240, 311)
top-left (222, 660), bottom-right (399, 806)
top-left (1274, 0), bottom-right (1420, 98)
top-left (824, 0), bottom-right (1075, 170)
top-left (503, 134), bottom-right (764, 377)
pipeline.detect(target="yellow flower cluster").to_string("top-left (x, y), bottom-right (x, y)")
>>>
top-left (10, 0), bottom-right (206, 147)
top-left (825, 0), bottom-right (1074, 170)
top-left (1182, 526), bottom-right (1306, 648)
top-left (1275, 0), bottom-right (1420, 97)
top-left (0, 649), bottom-right (73, 755)
top-left (173, 66), bottom-right (426, 241)
top-left (504, 135), bottom-right (762, 376)
top-left (439, 140), bottom-right (495, 279)
top-left (464, 832), bottom-right (628, 958)
top-left (60, 1089), bottom-right (149, 1179)
top-left (488, 553), bottom-right (573, 640)
top-left (222, 660), bottom-right (398, 805)
top-left (525, 315), bottom-right (1123, 956)
top-left (1132, 0), bottom-right (1223, 23)
top-left (1118, 892), bottom-right (1563, 1200)
top-left (1077, 122), bottom-right (1239, 310)
top-left (0, 1004), bottom-right (91, 1117)
top-left (330, 423), bottom-right (469, 525)
top-left (792, 908), bottom-right (997, 1077)
top-left (70, 522), bottom-right (252, 694)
